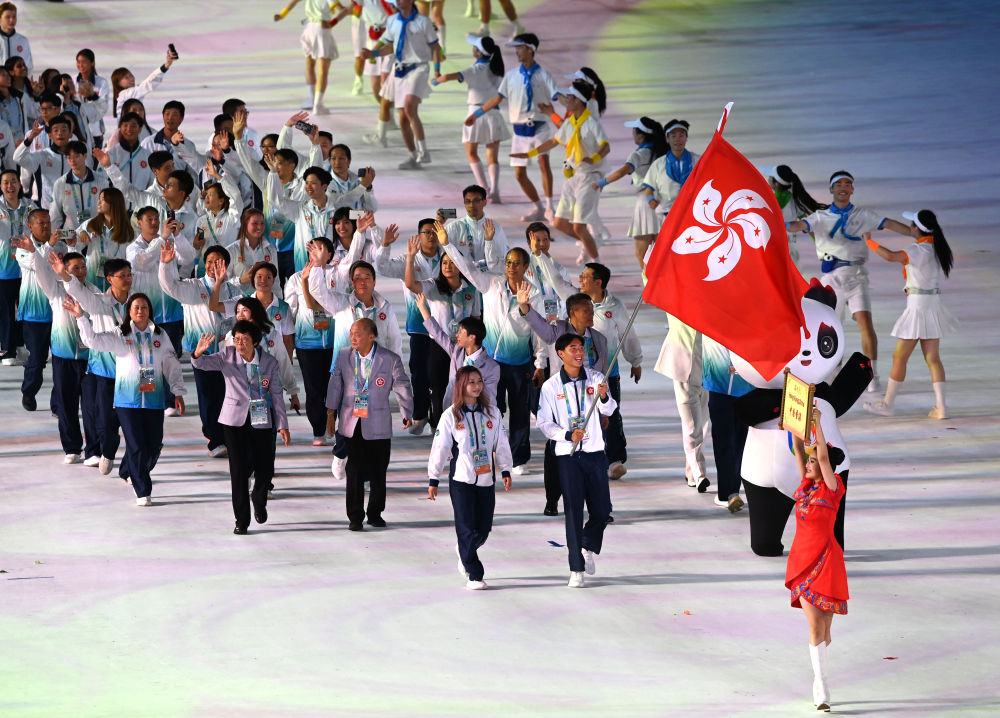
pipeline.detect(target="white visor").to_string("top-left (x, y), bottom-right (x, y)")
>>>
top-left (558, 86), bottom-right (588, 104)
top-left (828, 173), bottom-right (853, 187)
top-left (758, 166), bottom-right (790, 186)
top-left (504, 39), bottom-right (537, 51)
top-left (901, 211), bottom-right (931, 233)
top-left (624, 118), bottom-right (654, 134)
top-left (466, 34), bottom-right (490, 56)
top-left (564, 70), bottom-right (587, 81)
top-left (664, 122), bottom-right (688, 135)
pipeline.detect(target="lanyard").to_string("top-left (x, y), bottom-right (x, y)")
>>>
top-left (449, 283), bottom-right (473, 321)
top-left (307, 206), bottom-right (329, 238)
top-left (204, 214), bottom-right (220, 244)
top-left (134, 330), bottom-right (154, 366)
top-left (353, 300), bottom-right (377, 322)
top-left (71, 180), bottom-right (94, 218)
top-left (562, 376), bottom-right (585, 420)
top-left (354, 345), bottom-right (375, 394)
top-left (248, 360), bottom-right (265, 400)
top-left (464, 408), bottom-right (488, 452)
top-left (532, 258), bottom-right (550, 296)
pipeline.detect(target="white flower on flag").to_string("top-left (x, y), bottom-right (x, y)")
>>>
top-left (671, 180), bottom-right (772, 281)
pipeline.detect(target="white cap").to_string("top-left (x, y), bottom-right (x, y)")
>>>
top-left (624, 118), bottom-right (654, 134)
top-left (664, 121), bottom-right (689, 135)
top-left (466, 34), bottom-right (491, 56)
top-left (758, 166), bottom-right (790, 186)
top-left (901, 211), bottom-right (931, 233)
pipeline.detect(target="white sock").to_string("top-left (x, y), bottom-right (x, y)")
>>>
top-left (871, 359), bottom-right (879, 377)
top-left (415, 139), bottom-right (427, 156)
top-left (377, 120), bottom-right (388, 139)
top-left (544, 196), bottom-right (554, 211)
top-left (313, 87), bottom-right (325, 107)
top-left (477, 22), bottom-right (489, 34)
top-left (533, 199), bottom-right (544, 212)
top-left (470, 161), bottom-right (487, 189)
top-left (305, 83), bottom-right (314, 102)
top-left (438, 25), bottom-right (446, 54)
top-left (488, 163), bottom-right (500, 195)
top-left (932, 381), bottom-right (947, 411)
top-left (883, 378), bottom-right (902, 408)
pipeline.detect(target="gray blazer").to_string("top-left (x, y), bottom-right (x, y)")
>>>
top-left (327, 344), bottom-right (414, 440)
top-left (191, 346), bottom-right (289, 431)
top-left (522, 308), bottom-right (610, 375)
top-left (424, 315), bottom-right (500, 403)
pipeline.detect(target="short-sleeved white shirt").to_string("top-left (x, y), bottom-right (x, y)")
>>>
top-left (460, 61), bottom-right (504, 106)
top-left (381, 11), bottom-right (438, 64)
top-left (902, 240), bottom-right (940, 291)
top-left (496, 63), bottom-right (558, 125)
top-left (802, 205), bottom-right (885, 261)
top-left (555, 113), bottom-right (608, 173)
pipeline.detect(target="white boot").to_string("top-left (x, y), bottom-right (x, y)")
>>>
top-left (809, 643), bottom-right (831, 711)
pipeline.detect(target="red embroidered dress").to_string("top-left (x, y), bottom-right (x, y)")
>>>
top-left (785, 477), bottom-right (849, 614)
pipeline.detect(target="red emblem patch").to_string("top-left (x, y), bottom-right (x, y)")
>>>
top-left (262, 378), bottom-right (269, 387)
top-left (248, 140), bottom-right (255, 147)
top-left (605, 311), bottom-right (612, 318)
top-left (486, 420), bottom-right (493, 429)
top-left (65, 190), bottom-right (72, 195)
top-left (0, 133), bottom-right (5, 140)
top-left (264, 254), bottom-right (271, 261)
top-left (586, 386), bottom-right (595, 395)
top-left (465, 293), bottom-right (471, 300)
top-left (267, 339), bottom-right (274, 347)
top-left (216, 221), bottom-right (222, 229)
top-left (153, 340), bottom-right (161, 348)
top-left (91, 186), bottom-right (99, 194)
top-left (16, 46), bottom-right (22, 52)
top-left (274, 313), bottom-right (282, 320)
top-left (140, 161), bottom-right (147, 168)
top-left (375, 377), bottom-right (385, 387)
top-left (378, 312), bottom-right (386, 321)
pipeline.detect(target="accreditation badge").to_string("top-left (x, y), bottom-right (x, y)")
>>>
top-left (472, 449), bottom-right (491, 475)
top-left (249, 398), bottom-right (269, 426)
top-left (353, 392), bottom-right (369, 418)
top-left (138, 367), bottom-right (156, 392)
top-left (313, 310), bottom-right (330, 331)
top-left (543, 297), bottom-right (559, 323)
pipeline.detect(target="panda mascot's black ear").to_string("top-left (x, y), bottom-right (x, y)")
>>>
top-left (804, 277), bottom-right (837, 310)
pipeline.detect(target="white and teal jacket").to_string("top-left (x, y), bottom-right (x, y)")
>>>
top-left (284, 269), bottom-right (336, 350)
top-left (65, 275), bottom-right (127, 379)
top-left (127, 234), bottom-right (194, 324)
top-left (74, 218), bottom-right (130, 291)
top-left (30, 250), bottom-right (90, 360)
top-left (0, 196), bottom-right (34, 280)
top-left (16, 238), bottom-right (68, 322)
top-left (158, 260), bottom-right (242, 354)
top-left (49, 167), bottom-right (110, 229)
top-left (235, 137), bottom-right (305, 254)
top-left (76, 317), bottom-right (186, 410)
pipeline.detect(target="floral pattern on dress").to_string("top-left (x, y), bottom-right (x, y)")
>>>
top-left (790, 543), bottom-right (848, 615)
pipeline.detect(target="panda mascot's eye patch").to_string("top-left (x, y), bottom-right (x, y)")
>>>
top-left (817, 323), bottom-right (838, 358)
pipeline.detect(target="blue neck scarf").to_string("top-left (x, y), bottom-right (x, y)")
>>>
top-left (395, 7), bottom-right (419, 62)
top-left (519, 62), bottom-right (539, 112)
top-left (665, 150), bottom-right (693, 185)
top-left (829, 203), bottom-right (862, 241)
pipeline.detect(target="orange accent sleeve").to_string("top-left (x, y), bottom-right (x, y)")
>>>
top-left (865, 238), bottom-right (880, 252)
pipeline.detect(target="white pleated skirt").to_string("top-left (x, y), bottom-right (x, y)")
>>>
top-left (891, 293), bottom-right (959, 340)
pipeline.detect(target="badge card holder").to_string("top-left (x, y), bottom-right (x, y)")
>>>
top-left (473, 448), bottom-right (491, 475)
top-left (448, 319), bottom-right (460, 340)
top-left (543, 297), bottom-right (559, 323)
top-left (138, 367), bottom-right (156, 392)
top-left (249, 398), bottom-right (269, 426)
top-left (313, 310), bottom-right (330, 331)
top-left (353, 392), bottom-right (369, 418)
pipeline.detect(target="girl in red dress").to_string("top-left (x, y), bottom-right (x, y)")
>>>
top-left (786, 407), bottom-right (848, 712)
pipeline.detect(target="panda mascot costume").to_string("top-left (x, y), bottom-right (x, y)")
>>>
top-left (732, 278), bottom-right (873, 557)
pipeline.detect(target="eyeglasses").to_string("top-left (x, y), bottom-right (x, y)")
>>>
top-left (110, 272), bottom-right (133, 279)
top-left (418, 230), bottom-right (436, 236)
top-left (463, 197), bottom-right (485, 204)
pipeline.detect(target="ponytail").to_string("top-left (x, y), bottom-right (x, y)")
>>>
top-left (917, 209), bottom-right (953, 277)
top-left (480, 37), bottom-right (505, 78)
top-left (776, 165), bottom-right (827, 215)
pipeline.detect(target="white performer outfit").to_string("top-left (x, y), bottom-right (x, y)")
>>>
top-left (300, 0), bottom-right (339, 59)
top-left (553, 108), bottom-right (608, 225)
top-left (623, 140), bottom-right (657, 238)
top-left (379, 7), bottom-right (439, 106)
top-left (360, 0), bottom-right (394, 77)
top-left (642, 150), bottom-right (701, 218)
top-left (496, 62), bottom-right (557, 167)
top-left (890, 237), bottom-right (958, 340)
top-left (458, 60), bottom-right (510, 145)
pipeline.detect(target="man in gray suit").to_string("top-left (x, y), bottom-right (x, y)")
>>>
top-left (516, 284), bottom-right (610, 516)
top-left (326, 318), bottom-right (414, 531)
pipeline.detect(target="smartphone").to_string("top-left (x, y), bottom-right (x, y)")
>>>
top-left (195, 227), bottom-right (205, 241)
top-left (439, 208), bottom-right (457, 219)
top-left (348, 209), bottom-right (365, 220)
top-left (168, 43), bottom-right (179, 59)
top-left (357, 168), bottom-right (366, 179)
top-left (166, 209), bottom-right (175, 222)
top-left (58, 229), bottom-right (76, 241)
top-left (294, 120), bottom-right (317, 135)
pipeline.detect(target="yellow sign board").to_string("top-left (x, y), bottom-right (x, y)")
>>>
top-left (779, 369), bottom-right (815, 441)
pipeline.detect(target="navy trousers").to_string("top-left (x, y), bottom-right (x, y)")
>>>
top-left (408, 333), bottom-right (431, 422)
top-left (116, 407), bottom-right (164, 499)
top-left (345, 423), bottom-right (391, 524)
top-left (193, 366), bottom-right (226, 450)
top-left (277, 249), bottom-right (295, 289)
top-left (496, 360), bottom-right (533, 467)
top-left (86, 373), bottom-right (120, 460)
top-left (0, 276), bottom-right (21, 357)
top-left (20, 320), bottom-right (51, 399)
top-left (603, 375), bottom-right (627, 465)
top-left (51, 356), bottom-right (88, 455)
top-left (708, 391), bottom-right (749, 500)
top-left (450, 479), bottom-right (496, 582)
top-left (558, 450), bottom-right (611, 572)
top-left (297, 346), bottom-right (334, 437)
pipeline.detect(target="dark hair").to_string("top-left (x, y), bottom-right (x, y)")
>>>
top-left (354, 317), bottom-right (378, 338)
top-left (65, 140), bottom-right (87, 156)
top-left (47, 115), bottom-right (71, 131)
top-left (458, 316), bottom-right (486, 346)
top-left (38, 91), bottom-right (62, 109)
top-left (162, 99), bottom-right (185, 118)
top-left (418, 217), bottom-right (437, 233)
top-left (203, 244), bottom-right (231, 266)
top-left (512, 33), bottom-right (539, 50)
top-left (318, 130), bottom-right (333, 145)
top-left (63, 251), bottom-right (85, 265)
top-left (275, 148), bottom-right (298, 167)
top-left (635, 117), bottom-right (667, 160)
top-left (774, 165), bottom-right (826, 214)
top-left (303, 166), bottom-right (332, 186)
top-left (221, 98), bottom-right (245, 117)
top-left (204, 181), bottom-right (230, 212)
top-left (331, 142), bottom-right (351, 161)
top-left (664, 118), bottom-right (690, 135)
top-left (76, 49), bottom-right (96, 66)
top-left (134, 205), bottom-right (159, 222)
top-left (479, 36), bottom-right (505, 77)
top-left (87, 186), bottom-right (135, 246)
top-left (119, 293), bottom-right (160, 335)
top-left (349, 260), bottom-right (376, 282)
top-left (585, 262), bottom-right (610, 290)
top-left (914, 209), bottom-right (953, 277)
top-left (310, 236), bottom-right (334, 256)
top-left (578, 67), bottom-right (606, 115)
top-left (828, 170), bottom-right (854, 185)
top-left (118, 110), bottom-right (146, 131)
top-left (555, 333), bottom-right (583, 353)
top-left (234, 298), bottom-right (273, 335)
top-left (524, 221), bottom-right (550, 241)
top-left (0, 168), bottom-right (23, 197)
top-left (27, 207), bottom-right (49, 225)
top-left (451, 366), bottom-right (492, 422)
top-left (332, 206), bottom-right (356, 233)
top-left (565, 292), bottom-right (592, 315)
top-left (232, 318), bottom-right (263, 346)
top-left (826, 444), bottom-right (846, 474)
top-left (435, 252), bottom-right (470, 296)
top-left (147, 151), bottom-right (173, 171)
top-left (570, 79), bottom-right (593, 103)
top-left (167, 169), bottom-right (194, 198)
top-left (249, 261), bottom-right (278, 285)
top-left (212, 113), bottom-right (231, 132)
top-left (103, 258), bottom-right (131, 278)
top-left (462, 184), bottom-right (487, 201)
top-left (506, 247), bottom-right (530, 266)
top-left (61, 111), bottom-right (88, 144)
top-left (261, 133), bottom-right (279, 148)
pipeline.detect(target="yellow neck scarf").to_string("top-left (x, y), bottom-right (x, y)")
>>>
top-left (564, 109), bottom-right (592, 165)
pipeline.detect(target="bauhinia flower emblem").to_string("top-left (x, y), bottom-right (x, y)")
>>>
top-left (671, 180), bottom-right (772, 281)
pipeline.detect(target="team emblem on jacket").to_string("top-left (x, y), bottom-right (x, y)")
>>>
top-left (153, 340), bottom-right (161, 348)
top-left (465, 293), bottom-right (472, 300)
top-left (91, 187), bottom-right (99, 194)
top-left (274, 313), bottom-right (282, 320)
top-left (586, 386), bottom-right (595, 395)
top-left (378, 312), bottom-right (386, 321)
top-left (16, 46), bottom-right (22, 52)
top-left (65, 190), bottom-right (72, 195)
top-left (264, 254), bottom-right (271, 262)
top-left (375, 377), bottom-right (385, 387)
top-left (0, 133), bottom-right (4, 140)
top-left (486, 420), bottom-right (493, 429)
top-left (262, 378), bottom-right (270, 387)
top-left (248, 140), bottom-right (255, 147)
top-left (267, 339), bottom-right (275, 348)
top-left (216, 220), bottom-right (223, 229)
top-left (605, 310), bottom-right (612, 318)
top-left (140, 161), bottom-right (147, 168)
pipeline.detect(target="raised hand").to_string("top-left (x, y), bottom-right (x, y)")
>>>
top-left (92, 147), bottom-right (111, 168)
top-left (515, 279), bottom-right (531, 308)
top-left (194, 331), bottom-right (216, 357)
top-left (62, 295), bottom-right (84, 318)
top-left (160, 238), bottom-right (176, 264)
top-left (483, 218), bottom-right (495, 242)
top-left (284, 110), bottom-right (309, 128)
top-left (406, 235), bottom-right (420, 256)
top-left (382, 223), bottom-right (399, 247)
top-left (433, 220), bottom-right (448, 246)
top-left (356, 211), bottom-right (375, 232)
top-left (233, 107), bottom-right (248, 138)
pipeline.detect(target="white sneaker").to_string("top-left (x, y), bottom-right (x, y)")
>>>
top-left (519, 208), bottom-right (545, 222)
top-left (331, 455), bottom-right (346, 481)
top-left (686, 471), bottom-right (697, 488)
top-left (83, 455), bottom-right (101, 467)
top-left (567, 571), bottom-right (585, 588)
top-left (136, 496), bottom-right (152, 507)
top-left (398, 156), bottom-right (421, 170)
top-left (417, 149), bottom-right (432, 165)
top-left (164, 407), bottom-right (179, 417)
top-left (863, 399), bottom-right (894, 417)
top-left (928, 406), bottom-right (949, 420)
top-left (64, 453), bottom-right (82, 464)
top-left (300, 98), bottom-right (314, 110)
top-left (713, 496), bottom-right (730, 508)
top-left (470, 23), bottom-right (489, 36)
top-left (867, 374), bottom-right (882, 393)
top-left (209, 445), bottom-right (228, 458)
top-left (464, 0), bottom-right (476, 18)
top-left (582, 549), bottom-right (596, 575)
top-left (363, 131), bottom-right (388, 148)
top-left (608, 462), bottom-right (627, 480)
top-left (455, 544), bottom-right (469, 578)
top-left (511, 464), bottom-right (527, 476)
top-left (99, 457), bottom-right (113, 475)
top-left (576, 246), bottom-right (588, 265)
top-left (351, 76), bottom-right (364, 96)
top-left (466, 580), bottom-right (487, 590)
top-left (311, 103), bottom-right (330, 116)
top-left (544, 206), bottom-right (555, 223)
top-left (1, 355), bottom-right (22, 366)
top-left (487, 191), bottom-right (501, 205)
top-left (408, 418), bottom-right (428, 436)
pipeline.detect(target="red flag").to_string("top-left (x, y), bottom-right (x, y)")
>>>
top-left (644, 103), bottom-right (808, 381)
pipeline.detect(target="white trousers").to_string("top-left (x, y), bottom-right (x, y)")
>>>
top-left (672, 379), bottom-right (709, 481)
